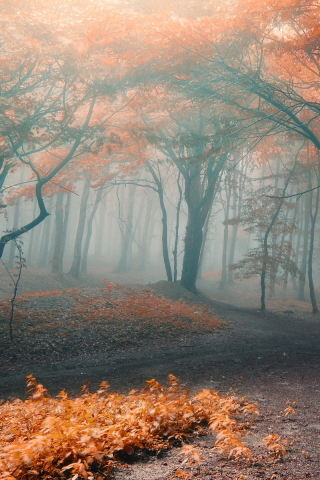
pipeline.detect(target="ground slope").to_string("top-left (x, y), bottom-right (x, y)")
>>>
top-left (0, 278), bottom-right (319, 479)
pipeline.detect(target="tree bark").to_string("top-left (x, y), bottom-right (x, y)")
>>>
top-left (147, 162), bottom-right (173, 281)
top-left (292, 206), bottom-right (303, 291)
top-left (27, 201), bottom-right (38, 266)
top-left (38, 196), bottom-right (54, 267)
top-left (139, 192), bottom-right (154, 271)
top-left (52, 192), bottom-right (71, 274)
top-left (173, 172), bottom-right (183, 282)
top-left (94, 200), bottom-right (106, 259)
top-left (298, 192), bottom-right (311, 301)
top-left (260, 174), bottom-right (292, 311)
top-left (7, 197), bottom-right (22, 269)
top-left (282, 202), bottom-right (298, 300)
top-left (52, 192), bottom-right (64, 273)
top-left (81, 189), bottom-right (103, 275)
top-left (180, 154), bottom-right (227, 293)
top-left (68, 175), bottom-right (91, 278)
top-left (308, 184), bottom-right (319, 313)
top-left (220, 176), bottom-right (232, 289)
top-left (114, 183), bottom-right (136, 273)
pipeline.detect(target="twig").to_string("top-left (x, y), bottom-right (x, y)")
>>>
top-left (265, 184), bottom-right (320, 199)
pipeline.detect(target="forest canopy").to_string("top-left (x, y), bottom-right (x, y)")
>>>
top-left (0, 0), bottom-right (319, 309)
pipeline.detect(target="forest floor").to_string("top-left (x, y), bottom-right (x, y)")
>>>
top-left (0, 268), bottom-right (320, 480)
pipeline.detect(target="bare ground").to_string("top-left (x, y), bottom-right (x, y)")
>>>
top-left (0, 268), bottom-right (320, 480)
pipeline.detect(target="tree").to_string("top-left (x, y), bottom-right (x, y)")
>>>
top-left (0, 0), bottom-right (146, 260)
top-left (144, 99), bottom-right (233, 292)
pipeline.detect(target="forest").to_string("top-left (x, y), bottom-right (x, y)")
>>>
top-left (0, 1), bottom-right (319, 479)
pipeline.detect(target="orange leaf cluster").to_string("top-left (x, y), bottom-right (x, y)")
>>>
top-left (19, 290), bottom-right (61, 299)
top-left (74, 284), bottom-right (224, 332)
top-left (263, 434), bottom-right (287, 458)
top-left (0, 375), bottom-right (258, 479)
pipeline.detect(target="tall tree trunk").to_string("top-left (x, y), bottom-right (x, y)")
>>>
top-left (298, 192), bottom-right (311, 301)
top-left (308, 184), bottom-right (319, 313)
top-left (147, 162), bottom-right (173, 281)
top-left (181, 212), bottom-right (204, 292)
top-left (143, 197), bottom-right (157, 272)
top-left (27, 201), bottom-right (37, 266)
top-left (8, 197), bottom-right (22, 269)
top-left (131, 190), bottom-right (146, 269)
top-left (52, 192), bottom-right (71, 274)
top-left (59, 193), bottom-right (71, 273)
top-left (197, 204), bottom-right (213, 281)
top-left (220, 178), bottom-right (231, 289)
top-left (173, 173), bottom-right (183, 282)
top-left (38, 196), bottom-right (54, 267)
top-left (81, 190), bottom-right (103, 275)
top-left (282, 202), bottom-right (299, 300)
top-left (227, 162), bottom-right (247, 283)
top-left (292, 206), bottom-right (303, 291)
top-left (268, 159), bottom-right (281, 298)
top-left (114, 183), bottom-right (136, 273)
top-left (139, 192), bottom-right (154, 271)
top-left (260, 175), bottom-right (292, 311)
top-left (52, 192), bottom-right (64, 273)
top-left (180, 154), bottom-right (227, 293)
top-left (94, 200), bottom-right (106, 259)
top-left (7, 167), bottom-right (24, 268)
top-left (68, 175), bottom-right (91, 278)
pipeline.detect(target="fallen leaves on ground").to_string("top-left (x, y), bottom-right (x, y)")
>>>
top-left (0, 374), bottom-right (264, 479)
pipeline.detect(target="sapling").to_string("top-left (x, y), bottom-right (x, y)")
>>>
top-left (1, 238), bottom-right (26, 341)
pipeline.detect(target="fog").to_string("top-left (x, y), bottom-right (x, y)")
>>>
top-left (2, 151), bottom-right (319, 313)
top-left (1, 0), bottom-right (319, 312)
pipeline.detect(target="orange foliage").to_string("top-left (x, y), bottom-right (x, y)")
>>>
top-left (0, 375), bottom-right (259, 479)
top-left (68, 283), bottom-right (224, 333)
top-left (19, 290), bottom-right (61, 299)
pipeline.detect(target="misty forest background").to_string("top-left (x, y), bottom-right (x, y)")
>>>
top-left (0, 0), bottom-right (320, 314)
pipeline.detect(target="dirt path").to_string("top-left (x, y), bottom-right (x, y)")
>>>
top-left (0, 280), bottom-right (320, 479)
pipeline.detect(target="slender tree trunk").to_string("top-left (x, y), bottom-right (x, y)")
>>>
top-left (298, 192), bottom-right (311, 301)
top-left (38, 196), bottom-right (54, 267)
top-left (52, 192), bottom-right (64, 273)
top-left (114, 184), bottom-right (136, 273)
top-left (220, 180), bottom-right (231, 289)
top-left (227, 162), bottom-right (246, 283)
top-left (94, 200), bottom-right (106, 259)
top-left (139, 192), bottom-right (154, 271)
top-left (268, 159), bottom-right (281, 298)
top-left (59, 193), bottom-right (71, 273)
top-left (81, 190), bottom-right (103, 275)
top-left (173, 173), bottom-right (183, 282)
top-left (68, 175), bottom-right (91, 278)
top-left (132, 190), bottom-right (146, 269)
top-left (27, 201), bottom-right (38, 266)
top-left (143, 198), bottom-right (157, 272)
top-left (282, 203), bottom-right (298, 300)
top-left (292, 206), bottom-right (303, 291)
top-left (147, 163), bottom-right (173, 281)
top-left (52, 192), bottom-right (71, 274)
top-left (261, 176), bottom-right (292, 311)
top-left (8, 197), bottom-right (22, 269)
top-left (197, 202), bottom-right (213, 280)
top-left (227, 222), bottom-right (239, 283)
top-left (269, 207), bottom-right (290, 299)
top-left (308, 185), bottom-right (319, 313)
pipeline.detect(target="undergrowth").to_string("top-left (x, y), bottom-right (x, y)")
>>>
top-left (0, 283), bottom-right (224, 340)
top-left (0, 375), bottom-right (270, 479)
top-left (76, 283), bottom-right (223, 331)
